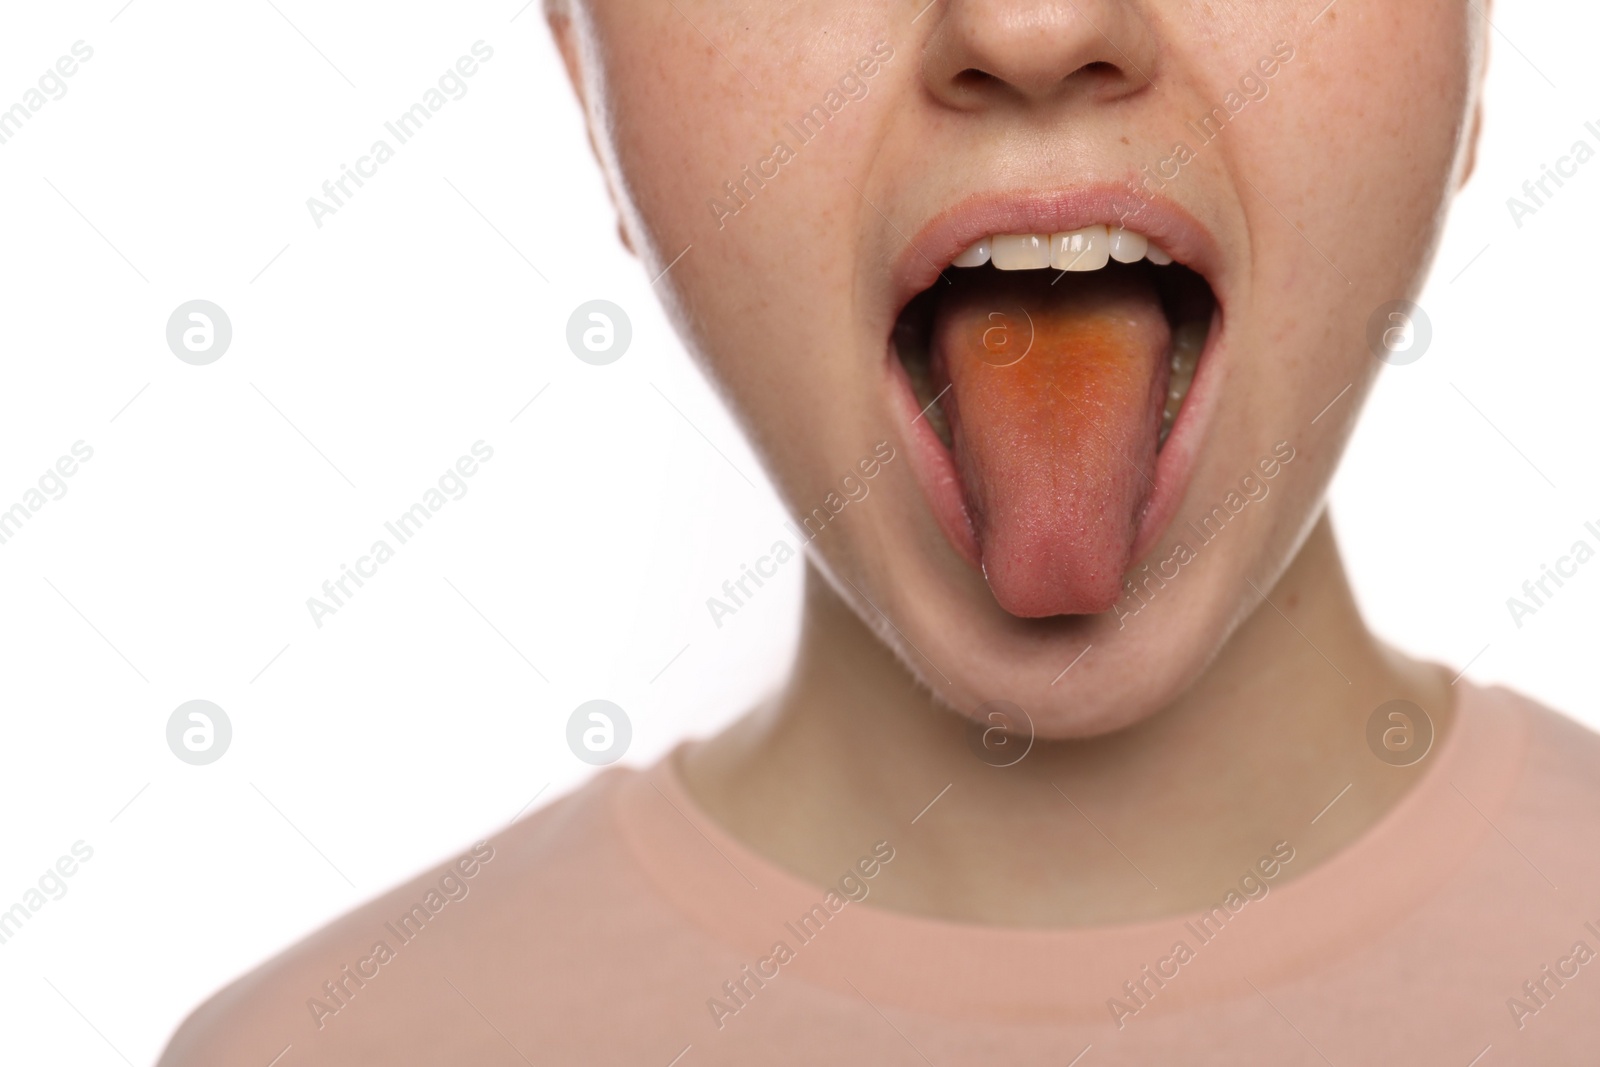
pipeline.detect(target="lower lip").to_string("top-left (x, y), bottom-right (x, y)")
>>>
top-left (887, 302), bottom-right (1227, 603)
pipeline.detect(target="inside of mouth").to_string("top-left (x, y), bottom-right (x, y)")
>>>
top-left (897, 258), bottom-right (1214, 451)
top-left (894, 253), bottom-right (1216, 618)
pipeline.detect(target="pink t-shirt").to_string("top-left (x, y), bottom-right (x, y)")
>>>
top-left (162, 682), bottom-right (1600, 1065)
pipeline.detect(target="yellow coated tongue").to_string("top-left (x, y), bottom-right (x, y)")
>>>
top-left (931, 268), bottom-right (1172, 617)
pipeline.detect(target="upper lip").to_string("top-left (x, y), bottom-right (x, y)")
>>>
top-left (890, 182), bottom-right (1227, 313)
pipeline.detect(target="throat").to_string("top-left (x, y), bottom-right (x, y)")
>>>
top-left (675, 521), bottom-right (1454, 927)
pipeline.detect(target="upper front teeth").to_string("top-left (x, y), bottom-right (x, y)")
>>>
top-left (957, 226), bottom-right (1172, 271)
top-left (991, 234), bottom-right (1051, 270)
top-left (1053, 228), bottom-right (1109, 271)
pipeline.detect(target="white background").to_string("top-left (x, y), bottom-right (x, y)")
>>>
top-left (0, 2), bottom-right (1593, 1063)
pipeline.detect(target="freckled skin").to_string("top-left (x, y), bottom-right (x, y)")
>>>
top-left (932, 269), bottom-right (1171, 615)
top-left (536, 1), bottom-right (1486, 935)
top-left (142, 13), bottom-right (1506, 1065)
top-left (548, 0), bottom-right (1483, 734)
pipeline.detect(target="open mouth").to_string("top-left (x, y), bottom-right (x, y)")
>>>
top-left (891, 216), bottom-right (1220, 619)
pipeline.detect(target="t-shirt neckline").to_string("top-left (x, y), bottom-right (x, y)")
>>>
top-left (613, 682), bottom-right (1529, 1022)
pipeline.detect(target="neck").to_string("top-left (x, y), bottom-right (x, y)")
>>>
top-left (681, 513), bottom-right (1453, 925)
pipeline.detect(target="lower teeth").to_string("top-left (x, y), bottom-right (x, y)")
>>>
top-left (1159, 320), bottom-right (1208, 445)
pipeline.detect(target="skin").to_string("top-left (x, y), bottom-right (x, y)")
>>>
top-left (549, 0), bottom-right (1486, 923)
top-left (158, 2), bottom-right (1489, 1061)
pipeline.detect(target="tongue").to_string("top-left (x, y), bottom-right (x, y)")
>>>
top-left (931, 268), bottom-right (1171, 617)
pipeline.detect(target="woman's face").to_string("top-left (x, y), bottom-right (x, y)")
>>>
top-left (554, 0), bottom-right (1483, 736)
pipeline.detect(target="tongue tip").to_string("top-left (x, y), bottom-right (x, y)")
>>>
top-left (984, 553), bottom-right (1130, 619)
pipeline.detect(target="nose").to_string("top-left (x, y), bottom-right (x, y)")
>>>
top-left (921, 0), bottom-right (1157, 110)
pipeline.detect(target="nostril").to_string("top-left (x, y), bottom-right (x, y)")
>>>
top-left (948, 60), bottom-right (1129, 101)
top-left (922, 1), bottom-right (1157, 110)
top-left (952, 68), bottom-right (1001, 92)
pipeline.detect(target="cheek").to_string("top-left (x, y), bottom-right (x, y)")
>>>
top-left (1194, 9), bottom-right (1474, 466)
top-left (586, 0), bottom-right (892, 261)
top-left (586, 8), bottom-right (740, 252)
top-left (583, 1), bottom-right (897, 502)
top-left (1251, 9), bottom-right (1474, 267)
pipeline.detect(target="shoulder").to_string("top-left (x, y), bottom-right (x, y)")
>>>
top-left (1507, 683), bottom-right (1600, 766)
top-left (157, 767), bottom-right (640, 1066)
top-left (1473, 682), bottom-right (1600, 821)
top-left (1478, 680), bottom-right (1600, 763)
